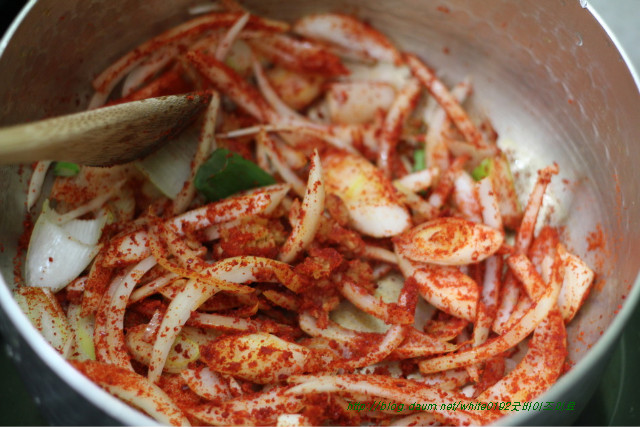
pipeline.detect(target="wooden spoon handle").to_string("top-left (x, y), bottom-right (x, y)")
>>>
top-left (0, 93), bottom-right (210, 166)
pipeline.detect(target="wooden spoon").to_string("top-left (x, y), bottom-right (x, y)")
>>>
top-left (0, 92), bottom-right (211, 166)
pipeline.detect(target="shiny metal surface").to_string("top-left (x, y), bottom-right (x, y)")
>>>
top-left (0, 0), bottom-right (639, 425)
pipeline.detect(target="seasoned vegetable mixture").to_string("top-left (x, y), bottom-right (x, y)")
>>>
top-left (17, 1), bottom-right (595, 425)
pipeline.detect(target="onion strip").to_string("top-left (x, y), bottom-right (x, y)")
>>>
top-left (92, 12), bottom-right (288, 97)
top-left (181, 366), bottom-right (233, 402)
top-left (70, 360), bottom-right (190, 426)
top-left (186, 386), bottom-right (304, 426)
top-left (285, 375), bottom-right (497, 425)
top-left (102, 184), bottom-right (290, 267)
top-left (258, 131), bottom-right (307, 197)
top-left (406, 53), bottom-right (491, 151)
top-left (252, 57), bottom-right (308, 122)
top-left (171, 92), bottom-right (221, 215)
top-left (279, 150), bottom-right (325, 263)
top-left (27, 160), bottom-right (51, 211)
top-left (419, 249), bottom-right (564, 374)
top-left (215, 12), bottom-right (250, 61)
top-left (378, 78), bottom-right (422, 177)
top-left (478, 309), bottom-right (567, 404)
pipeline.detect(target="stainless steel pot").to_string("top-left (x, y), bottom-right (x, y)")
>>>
top-left (1, 0), bottom-right (639, 425)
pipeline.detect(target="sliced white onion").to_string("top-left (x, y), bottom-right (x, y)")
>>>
top-left (279, 150), bottom-right (325, 263)
top-left (472, 303), bottom-right (492, 349)
top-left (71, 360), bottom-right (190, 426)
top-left (340, 325), bottom-right (407, 370)
top-left (378, 78), bottom-right (422, 177)
top-left (103, 184), bottom-right (290, 267)
top-left (51, 180), bottom-right (125, 225)
top-left (557, 245), bottom-right (595, 322)
top-left (342, 61), bottom-right (412, 91)
top-left (492, 275), bottom-right (520, 334)
top-left (300, 311), bottom-right (371, 341)
top-left (26, 201), bottom-right (106, 291)
top-left (198, 256), bottom-right (305, 293)
top-left (514, 164), bottom-right (559, 254)
top-left (186, 50), bottom-right (272, 122)
top-left (126, 324), bottom-right (199, 374)
top-left (200, 332), bottom-right (312, 383)
top-left (300, 312), bottom-right (453, 360)
top-left (136, 124), bottom-right (200, 199)
top-left (277, 414), bottom-right (311, 427)
top-left (419, 368), bottom-right (471, 391)
top-left (129, 272), bottom-right (179, 304)
top-left (424, 79), bottom-right (471, 173)
top-left (338, 279), bottom-right (411, 325)
top-left (322, 151), bottom-right (411, 238)
top-left (406, 54), bottom-right (491, 151)
top-left (419, 254), bottom-right (563, 374)
top-left (67, 301), bottom-right (95, 361)
top-left (215, 12), bottom-right (250, 61)
top-left (92, 12), bottom-right (288, 98)
top-left (148, 279), bottom-right (214, 383)
top-left (396, 253), bottom-right (478, 322)
top-left (452, 170), bottom-right (482, 223)
top-left (285, 375), bottom-right (496, 425)
top-left (293, 14), bottom-right (402, 64)
top-left (507, 254), bottom-right (547, 300)
top-left (248, 33), bottom-right (347, 77)
top-left (391, 328), bottom-right (458, 359)
top-left (326, 81), bottom-right (396, 125)
top-left (481, 255), bottom-right (501, 314)
top-left (259, 131), bottom-right (307, 197)
top-left (393, 182), bottom-right (439, 220)
top-left (13, 286), bottom-right (73, 353)
top-left (171, 92), bottom-right (221, 215)
top-left (478, 309), bottom-right (566, 404)
top-left (362, 245), bottom-right (398, 264)
top-left (477, 176), bottom-right (503, 230)
top-left (253, 56), bottom-right (308, 123)
top-left (122, 43), bottom-right (180, 97)
top-left (27, 160), bottom-right (51, 211)
top-left (188, 311), bottom-right (270, 332)
top-left (261, 289), bottom-right (300, 311)
top-left (393, 217), bottom-right (504, 266)
top-left (181, 366), bottom-right (233, 402)
top-left (186, 385), bottom-right (303, 426)
top-left (393, 167), bottom-right (438, 193)
top-left (104, 256), bottom-right (157, 370)
top-left (493, 164), bottom-right (558, 332)
top-left (171, 183), bottom-right (290, 232)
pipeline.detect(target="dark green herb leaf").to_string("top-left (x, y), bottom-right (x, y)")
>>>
top-left (195, 148), bottom-right (276, 202)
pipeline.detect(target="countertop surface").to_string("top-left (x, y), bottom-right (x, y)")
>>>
top-left (0, 0), bottom-right (639, 425)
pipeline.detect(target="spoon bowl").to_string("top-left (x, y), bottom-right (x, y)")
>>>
top-left (0, 93), bottom-right (210, 166)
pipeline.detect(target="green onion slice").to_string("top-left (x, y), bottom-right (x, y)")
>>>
top-left (471, 158), bottom-right (493, 181)
top-left (413, 149), bottom-right (426, 172)
top-left (53, 162), bottom-right (80, 177)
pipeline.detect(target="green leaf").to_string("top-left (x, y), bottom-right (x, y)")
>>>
top-left (53, 162), bottom-right (80, 177)
top-left (195, 148), bottom-right (276, 202)
top-left (471, 158), bottom-right (493, 181)
top-left (413, 149), bottom-right (426, 172)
